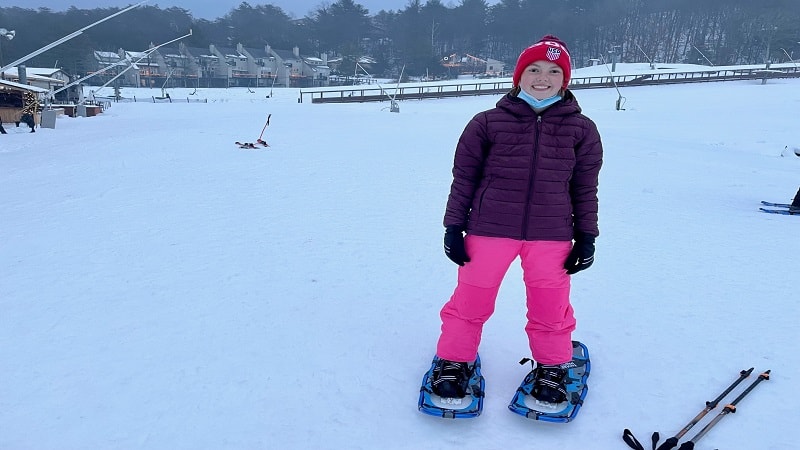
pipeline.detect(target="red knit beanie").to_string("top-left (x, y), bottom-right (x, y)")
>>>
top-left (512, 35), bottom-right (572, 90)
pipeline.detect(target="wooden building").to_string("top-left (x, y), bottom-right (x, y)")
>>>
top-left (0, 78), bottom-right (47, 127)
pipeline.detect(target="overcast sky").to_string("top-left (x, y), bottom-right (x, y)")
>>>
top-left (0, 1), bottom-right (500, 20)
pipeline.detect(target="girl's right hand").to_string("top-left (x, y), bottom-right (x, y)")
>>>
top-left (444, 226), bottom-right (470, 266)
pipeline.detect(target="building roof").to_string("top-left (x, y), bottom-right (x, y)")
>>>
top-left (244, 47), bottom-right (268, 58)
top-left (0, 79), bottom-right (49, 93)
top-left (214, 46), bottom-right (245, 59)
top-left (3, 67), bottom-right (66, 77)
top-left (1, 68), bottom-right (65, 84)
top-left (94, 50), bottom-right (121, 61)
top-left (184, 47), bottom-right (216, 58)
top-left (160, 47), bottom-right (184, 59)
top-left (124, 51), bottom-right (159, 65)
top-left (273, 49), bottom-right (299, 61)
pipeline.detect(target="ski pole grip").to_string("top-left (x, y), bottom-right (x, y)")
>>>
top-left (655, 436), bottom-right (679, 450)
top-left (651, 431), bottom-right (660, 450)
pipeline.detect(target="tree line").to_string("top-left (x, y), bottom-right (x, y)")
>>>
top-left (1, 0), bottom-right (799, 78)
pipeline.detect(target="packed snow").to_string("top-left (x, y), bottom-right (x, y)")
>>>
top-left (1, 66), bottom-right (797, 449)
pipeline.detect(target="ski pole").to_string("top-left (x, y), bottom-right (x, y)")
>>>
top-left (677, 370), bottom-right (770, 450)
top-left (258, 114), bottom-right (271, 141)
top-left (654, 367), bottom-right (754, 450)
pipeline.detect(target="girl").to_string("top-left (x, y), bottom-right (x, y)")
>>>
top-left (432, 35), bottom-right (603, 403)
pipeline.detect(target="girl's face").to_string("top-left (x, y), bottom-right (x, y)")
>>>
top-left (518, 60), bottom-right (564, 100)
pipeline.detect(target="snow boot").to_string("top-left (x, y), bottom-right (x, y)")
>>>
top-left (431, 358), bottom-right (473, 398)
top-left (530, 363), bottom-right (573, 404)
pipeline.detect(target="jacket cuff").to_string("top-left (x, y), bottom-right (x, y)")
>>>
top-left (445, 224), bottom-right (466, 234)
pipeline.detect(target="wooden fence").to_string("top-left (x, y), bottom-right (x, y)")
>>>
top-left (299, 65), bottom-right (800, 104)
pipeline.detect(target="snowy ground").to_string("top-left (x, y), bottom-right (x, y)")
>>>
top-left (1, 71), bottom-right (798, 449)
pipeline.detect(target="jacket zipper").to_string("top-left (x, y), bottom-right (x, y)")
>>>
top-left (521, 115), bottom-right (542, 240)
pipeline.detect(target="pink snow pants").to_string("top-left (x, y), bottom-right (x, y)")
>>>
top-left (436, 235), bottom-right (575, 365)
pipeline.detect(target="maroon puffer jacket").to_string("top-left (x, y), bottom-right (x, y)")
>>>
top-left (444, 90), bottom-right (603, 241)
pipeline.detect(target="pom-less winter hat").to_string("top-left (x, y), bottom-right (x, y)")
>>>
top-left (512, 35), bottom-right (572, 90)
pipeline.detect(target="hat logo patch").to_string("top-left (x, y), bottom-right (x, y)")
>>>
top-left (546, 47), bottom-right (561, 61)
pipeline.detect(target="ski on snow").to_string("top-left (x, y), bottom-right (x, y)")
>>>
top-left (760, 208), bottom-right (799, 215)
top-left (235, 140), bottom-right (269, 149)
top-left (236, 114), bottom-right (271, 149)
top-left (759, 201), bottom-right (798, 215)
top-left (760, 201), bottom-right (791, 208)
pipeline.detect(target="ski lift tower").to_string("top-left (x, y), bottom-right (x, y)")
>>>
top-left (607, 45), bottom-right (621, 72)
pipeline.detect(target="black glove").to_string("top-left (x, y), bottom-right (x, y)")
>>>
top-left (564, 232), bottom-right (595, 275)
top-left (444, 225), bottom-right (470, 266)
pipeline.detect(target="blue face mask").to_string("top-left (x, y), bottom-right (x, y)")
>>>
top-left (517, 89), bottom-right (562, 109)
